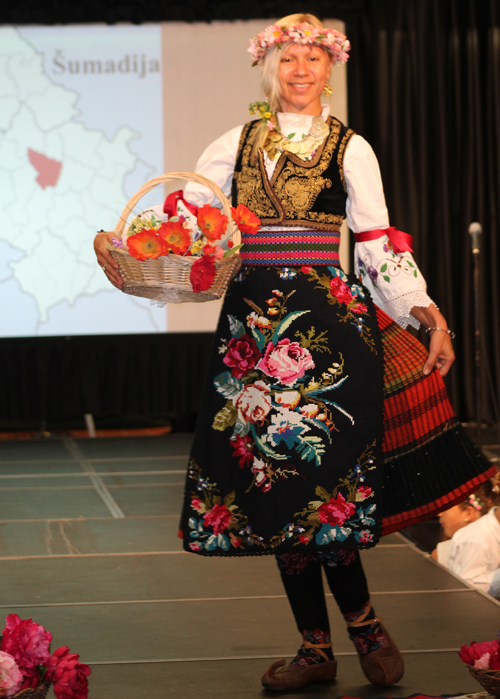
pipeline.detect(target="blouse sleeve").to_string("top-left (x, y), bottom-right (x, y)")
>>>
top-left (183, 125), bottom-right (243, 208)
top-left (447, 538), bottom-right (496, 592)
top-left (345, 135), bottom-right (434, 329)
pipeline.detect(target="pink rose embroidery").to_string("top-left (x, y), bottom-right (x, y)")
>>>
top-left (357, 486), bottom-right (372, 499)
top-left (203, 504), bottom-right (232, 535)
top-left (0, 651), bottom-right (23, 697)
top-left (317, 493), bottom-right (356, 527)
top-left (351, 303), bottom-right (367, 315)
top-left (256, 339), bottom-right (315, 386)
top-left (234, 381), bottom-right (272, 424)
top-left (330, 277), bottom-right (353, 304)
top-left (191, 498), bottom-right (203, 512)
top-left (223, 334), bottom-right (261, 378)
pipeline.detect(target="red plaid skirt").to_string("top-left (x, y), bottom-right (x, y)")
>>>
top-left (377, 307), bottom-right (496, 534)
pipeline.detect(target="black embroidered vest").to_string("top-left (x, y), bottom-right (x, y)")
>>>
top-left (231, 116), bottom-right (355, 231)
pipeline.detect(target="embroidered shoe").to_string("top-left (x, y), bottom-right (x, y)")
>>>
top-left (261, 641), bottom-right (338, 691)
top-left (347, 603), bottom-right (404, 687)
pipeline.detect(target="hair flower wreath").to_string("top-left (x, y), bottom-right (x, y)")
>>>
top-left (248, 22), bottom-right (350, 66)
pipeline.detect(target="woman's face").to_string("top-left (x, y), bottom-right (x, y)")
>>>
top-left (278, 44), bottom-right (332, 115)
top-left (438, 504), bottom-right (479, 538)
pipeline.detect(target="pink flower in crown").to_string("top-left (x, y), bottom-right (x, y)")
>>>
top-left (257, 339), bottom-right (315, 386)
top-left (261, 24), bottom-right (284, 46)
top-left (0, 651), bottom-right (23, 697)
top-left (0, 615), bottom-right (51, 674)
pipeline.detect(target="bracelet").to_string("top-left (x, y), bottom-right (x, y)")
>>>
top-left (425, 326), bottom-right (456, 340)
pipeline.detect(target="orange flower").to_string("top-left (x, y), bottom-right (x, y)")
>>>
top-left (127, 229), bottom-right (168, 260)
top-left (203, 243), bottom-right (224, 260)
top-left (231, 204), bottom-right (261, 235)
top-left (157, 221), bottom-right (191, 255)
top-left (197, 204), bottom-right (228, 242)
top-left (190, 255), bottom-right (217, 292)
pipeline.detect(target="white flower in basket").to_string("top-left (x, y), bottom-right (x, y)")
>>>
top-left (108, 172), bottom-right (260, 304)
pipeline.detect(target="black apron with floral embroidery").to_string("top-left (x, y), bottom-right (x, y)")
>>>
top-left (179, 264), bottom-right (386, 555)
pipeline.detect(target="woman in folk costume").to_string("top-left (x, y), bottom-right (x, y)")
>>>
top-left (94, 12), bottom-right (495, 692)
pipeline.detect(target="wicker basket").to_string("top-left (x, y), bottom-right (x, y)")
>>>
top-left (12, 681), bottom-right (51, 699)
top-left (468, 665), bottom-right (500, 697)
top-left (109, 172), bottom-right (241, 303)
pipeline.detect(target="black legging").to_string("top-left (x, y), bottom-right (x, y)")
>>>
top-left (276, 550), bottom-right (370, 634)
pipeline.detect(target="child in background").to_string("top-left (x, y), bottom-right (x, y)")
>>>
top-left (432, 475), bottom-right (500, 596)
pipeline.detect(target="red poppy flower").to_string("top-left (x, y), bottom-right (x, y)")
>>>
top-left (197, 204), bottom-right (228, 242)
top-left (231, 204), bottom-right (261, 235)
top-left (127, 229), bottom-right (169, 260)
top-left (157, 220), bottom-right (191, 255)
top-left (190, 255), bottom-right (217, 292)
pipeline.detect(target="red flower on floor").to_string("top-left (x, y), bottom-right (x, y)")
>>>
top-left (157, 220), bottom-right (191, 255)
top-left (329, 277), bottom-right (353, 305)
top-left (317, 493), bottom-right (356, 527)
top-left (197, 204), bottom-right (228, 242)
top-left (190, 255), bottom-right (217, 292)
top-left (231, 435), bottom-right (254, 468)
top-left (223, 334), bottom-right (261, 378)
top-left (231, 204), bottom-right (261, 235)
top-left (127, 229), bottom-right (169, 260)
top-left (0, 614), bottom-right (51, 675)
top-left (46, 646), bottom-right (91, 699)
top-left (203, 504), bottom-right (232, 535)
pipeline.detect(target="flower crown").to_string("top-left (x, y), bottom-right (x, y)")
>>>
top-left (248, 22), bottom-right (350, 66)
top-left (468, 493), bottom-right (483, 511)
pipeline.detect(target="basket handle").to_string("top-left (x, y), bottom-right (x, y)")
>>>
top-left (113, 172), bottom-right (240, 246)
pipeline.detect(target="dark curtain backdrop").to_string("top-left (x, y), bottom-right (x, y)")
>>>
top-left (346, 0), bottom-right (500, 423)
top-left (1, 0), bottom-right (499, 429)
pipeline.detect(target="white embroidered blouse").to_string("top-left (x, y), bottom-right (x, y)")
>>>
top-left (184, 107), bottom-right (434, 329)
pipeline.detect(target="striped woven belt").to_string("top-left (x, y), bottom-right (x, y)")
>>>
top-left (240, 229), bottom-right (340, 266)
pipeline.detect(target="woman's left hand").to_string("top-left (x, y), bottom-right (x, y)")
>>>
top-left (410, 304), bottom-right (455, 377)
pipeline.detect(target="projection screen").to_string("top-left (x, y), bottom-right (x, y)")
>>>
top-left (0, 20), bottom-right (347, 336)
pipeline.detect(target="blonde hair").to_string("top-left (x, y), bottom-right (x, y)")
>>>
top-left (252, 14), bottom-right (331, 162)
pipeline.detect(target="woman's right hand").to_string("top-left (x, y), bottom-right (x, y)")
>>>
top-left (94, 231), bottom-right (124, 290)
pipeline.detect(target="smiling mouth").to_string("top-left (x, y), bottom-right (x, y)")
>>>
top-left (290, 83), bottom-right (313, 88)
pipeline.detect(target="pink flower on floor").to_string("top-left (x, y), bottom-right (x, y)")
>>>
top-left (0, 615), bottom-right (51, 675)
top-left (317, 493), bottom-right (356, 527)
top-left (459, 640), bottom-right (500, 668)
top-left (203, 504), bottom-right (232, 535)
top-left (0, 651), bottom-right (23, 697)
top-left (46, 646), bottom-right (91, 699)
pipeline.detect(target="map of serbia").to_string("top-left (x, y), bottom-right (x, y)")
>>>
top-left (0, 27), bottom-right (139, 324)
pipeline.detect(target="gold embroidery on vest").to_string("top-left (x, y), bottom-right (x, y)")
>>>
top-left (271, 119), bottom-right (341, 223)
top-left (233, 122), bottom-right (280, 219)
top-left (234, 117), bottom-right (348, 231)
top-left (337, 128), bottom-right (355, 192)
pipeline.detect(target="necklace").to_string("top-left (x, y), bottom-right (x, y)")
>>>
top-left (248, 101), bottom-right (330, 162)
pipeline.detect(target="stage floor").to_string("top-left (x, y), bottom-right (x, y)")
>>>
top-left (0, 434), bottom-right (498, 698)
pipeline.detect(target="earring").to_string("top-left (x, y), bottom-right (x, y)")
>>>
top-left (322, 83), bottom-right (333, 97)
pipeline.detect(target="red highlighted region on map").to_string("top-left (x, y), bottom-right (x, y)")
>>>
top-left (28, 148), bottom-right (62, 189)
